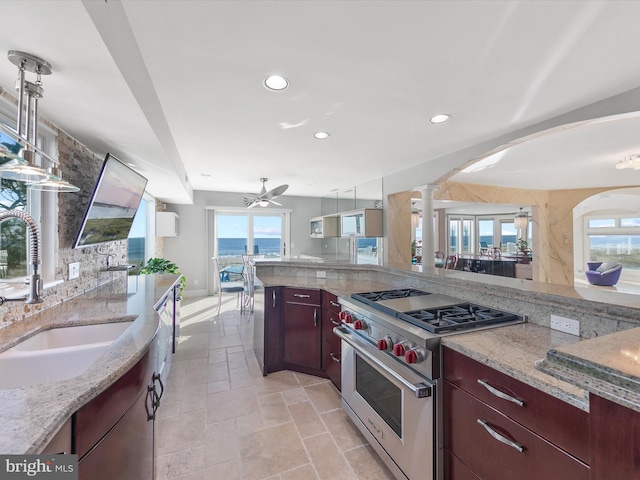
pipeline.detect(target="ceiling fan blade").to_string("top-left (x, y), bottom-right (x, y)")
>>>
top-left (267, 198), bottom-right (282, 206)
top-left (246, 200), bottom-right (259, 209)
top-left (263, 184), bottom-right (288, 199)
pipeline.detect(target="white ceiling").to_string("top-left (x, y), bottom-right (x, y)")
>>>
top-left (1, 0), bottom-right (640, 204)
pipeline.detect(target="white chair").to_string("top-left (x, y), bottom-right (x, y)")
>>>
top-left (211, 257), bottom-right (245, 316)
top-left (241, 254), bottom-right (263, 313)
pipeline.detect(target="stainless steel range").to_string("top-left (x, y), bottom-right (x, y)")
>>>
top-left (334, 288), bottom-right (524, 480)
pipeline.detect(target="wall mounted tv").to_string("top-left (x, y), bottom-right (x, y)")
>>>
top-left (74, 153), bottom-right (148, 248)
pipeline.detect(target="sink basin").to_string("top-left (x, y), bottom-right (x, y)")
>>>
top-left (13, 321), bottom-right (133, 351)
top-left (0, 321), bottom-right (133, 390)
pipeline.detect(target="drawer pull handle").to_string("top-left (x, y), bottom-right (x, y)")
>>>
top-left (294, 293), bottom-right (311, 298)
top-left (330, 301), bottom-right (340, 308)
top-left (331, 319), bottom-right (341, 326)
top-left (477, 379), bottom-right (524, 407)
top-left (477, 419), bottom-right (525, 453)
top-left (330, 353), bottom-right (341, 363)
top-left (314, 308), bottom-right (318, 327)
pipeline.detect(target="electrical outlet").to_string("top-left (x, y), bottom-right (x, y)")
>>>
top-left (550, 314), bottom-right (580, 336)
top-left (316, 270), bottom-right (326, 279)
top-left (69, 262), bottom-right (80, 280)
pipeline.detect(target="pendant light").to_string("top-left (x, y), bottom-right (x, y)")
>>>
top-left (514, 207), bottom-right (528, 230)
top-left (0, 51), bottom-right (79, 192)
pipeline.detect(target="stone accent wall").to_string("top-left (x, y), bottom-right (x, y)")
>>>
top-left (0, 90), bottom-right (131, 328)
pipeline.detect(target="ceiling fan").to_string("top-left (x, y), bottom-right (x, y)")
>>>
top-left (243, 177), bottom-right (289, 208)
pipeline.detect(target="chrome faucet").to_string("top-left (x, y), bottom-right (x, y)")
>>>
top-left (0, 209), bottom-right (44, 305)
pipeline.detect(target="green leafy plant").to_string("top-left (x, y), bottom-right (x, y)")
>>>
top-left (140, 257), bottom-right (186, 298)
top-left (517, 238), bottom-right (529, 251)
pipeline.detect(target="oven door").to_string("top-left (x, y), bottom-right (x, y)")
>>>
top-left (334, 326), bottom-right (435, 480)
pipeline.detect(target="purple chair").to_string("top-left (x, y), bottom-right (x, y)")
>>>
top-left (585, 261), bottom-right (623, 286)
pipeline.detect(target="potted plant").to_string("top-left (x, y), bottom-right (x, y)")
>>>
top-left (139, 257), bottom-right (186, 299)
top-left (516, 238), bottom-right (529, 251)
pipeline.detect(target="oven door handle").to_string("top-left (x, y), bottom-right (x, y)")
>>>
top-left (334, 326), bottom-right (432, 398)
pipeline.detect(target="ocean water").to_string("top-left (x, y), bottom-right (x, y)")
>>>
top-left (218, 237), bottom-right (281, 256)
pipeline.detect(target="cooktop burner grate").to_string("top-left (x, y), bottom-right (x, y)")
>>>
top-left (351, 288), bottom-right (430, 304)
top-left (399, 304), bottom-right (520, 334)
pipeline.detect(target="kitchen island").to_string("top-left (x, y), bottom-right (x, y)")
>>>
top-left (0, 273), bottom-right (181, 456)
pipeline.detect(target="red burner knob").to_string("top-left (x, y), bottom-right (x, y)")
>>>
top-left (339, 311), bottom-right (347, 321)
top-left (345, 314), bottom-right (353, 323)
top-left (377, 339), bottom-right (389, 351)
top-left (405, 350), bottom-right (419, 364)
top-left (393, 343), bottom-right (406, 357)
top-left (354, 319), bottom-right (366, 330)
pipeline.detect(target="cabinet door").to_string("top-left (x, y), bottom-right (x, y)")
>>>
top-left (322, 291), bottom-right (342, 389)
top-left (590, 393), bottom-right (640, 479)
top-left (79, 385), bottom-right (154, 480)
top-left (283, 302), bottom-right (321, 369)
top-left (264, 286), bottom-right (283, 373)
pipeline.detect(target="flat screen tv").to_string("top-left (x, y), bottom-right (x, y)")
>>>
top-left (73, 153), bottom-right (148, 248)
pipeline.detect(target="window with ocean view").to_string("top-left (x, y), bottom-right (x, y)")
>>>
top-left (215, 211), bottom-right (287, 268)
top-left (586, 215), bottom-right (640, 271)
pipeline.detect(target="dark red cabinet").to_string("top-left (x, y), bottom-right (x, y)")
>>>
top-left (590, 393), bottom-right (640, 479)
top-left (283, 288), bottom-right (322, 371)
top-left (443, 347), bottom-right (589, 480)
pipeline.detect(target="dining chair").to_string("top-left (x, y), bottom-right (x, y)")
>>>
top-left (211, 256), bottom-right (245, 316)
top-left (241, 254), bottom-right (264, 313)
top-left (444, 255), bottom-right (458, 270)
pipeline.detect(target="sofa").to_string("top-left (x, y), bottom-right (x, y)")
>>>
top-left (585, 261), bottom-right (623, 286)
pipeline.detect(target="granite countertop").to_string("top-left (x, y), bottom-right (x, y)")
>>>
top-left (442, 323), bottom-right (589, 411)
top-left (537, 327), bottom-right (640, 413)
top-left (0, 274), bottom-right (181, 455)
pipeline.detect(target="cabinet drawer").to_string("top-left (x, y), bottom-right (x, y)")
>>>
top-left (75, 348), bottom-right (154, 459)
top-left (322, 291), bottom-right (341, 314)
top-left (445, 381), bottom-right (589, 480)
top-left (446, 450), bottom-right (481, 480)
top-left (285, 288), bottom-right (321, 305)
top-left (443, 347), bottom-right (589, 463)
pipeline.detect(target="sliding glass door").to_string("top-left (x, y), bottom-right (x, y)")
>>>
top-left (214, 210), bottom-right (288, 270)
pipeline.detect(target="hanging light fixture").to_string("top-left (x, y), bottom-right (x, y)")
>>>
top-left (514, 207), bottom-right (528, 230)
top-left (0, 51), bottom-right (79, 192)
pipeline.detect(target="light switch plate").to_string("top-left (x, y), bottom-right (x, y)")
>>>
top-left (69, 262), bottom-right (80, 280)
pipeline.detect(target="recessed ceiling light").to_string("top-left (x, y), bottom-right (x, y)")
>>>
top-left (430, 114), bottom-right (451, 124)
top-left (314, 132), bottom-right (330, 139)
top-left (200, 173), bottom-right (212, 177)
top-left (264, 75), bottom-right (289, 91)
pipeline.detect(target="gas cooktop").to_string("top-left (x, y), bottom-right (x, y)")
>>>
top-left (350, 288), bottom-right (522, 334)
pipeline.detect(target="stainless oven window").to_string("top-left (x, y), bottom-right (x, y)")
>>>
top-left (356, 354), bottom-right (402, 437)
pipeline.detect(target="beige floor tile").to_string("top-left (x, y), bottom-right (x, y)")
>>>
top-left (344, 445), bottom-right (397, 480)
top-left (171, 459), bottom-right (242, 480)
top-left (178, 383), bottom-right (208, 413)
top-left (206, 386), bottom-right (259, 423)
top-left (305, 382), bottom-right (342, 413)
top-left (229, 366), bottom-right (255, 389)
top-left (239, 422), bottom-right (309, 480)
top-left (204, 426), bottom-right (240, 466)
top-left (258, 392), bottom-right (293, 427)
top-left (156, 410), bottom-right (207, 456)
top-left (321, 409), bottom-right (367, 450)
top-left (210, 332), bottom-right (243, 349)
top-left (227, 350), bottom-right (249, 369)
top-left (295, 372), bottom-right (331, 387)
top-left (281, 387), bottom-right (309, 405)
top-left (304, 433), bottom-right (357, 480)
top-left (281, 464), bottom-right (319, 480)
top-left (207, 379), bottom-right (230, 394)
top-left (234, 411), bottom-right (267, 435)
top-left (165, 445), bottom-right (206, 478)
top-left (156, 400), bottom-right (181, 419)
top-left (253, 370), bottom-right (300, 395)
top-left (208, 347), bottom-right (227, 364)
top-left (288, 401), bottom-right (327, 438)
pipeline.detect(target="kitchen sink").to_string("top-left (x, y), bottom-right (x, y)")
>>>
top-left (0, 321), bottom-right (133, 390)
top-left (13, 321), bottom-right (133, 351)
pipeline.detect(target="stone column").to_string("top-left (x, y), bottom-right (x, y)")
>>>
top-left (418, 184), bottom-right (438, 268)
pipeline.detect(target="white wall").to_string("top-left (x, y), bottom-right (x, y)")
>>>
top-left (162, 190), bottom-right (321, 296)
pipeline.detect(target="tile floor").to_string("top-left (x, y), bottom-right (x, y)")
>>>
top-left (154, 294), bottom-right (396, 480)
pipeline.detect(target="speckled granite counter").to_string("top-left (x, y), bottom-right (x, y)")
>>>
top-left (0, 274), bottom-right (181, 455)
top-left (537, 327), bottom-right (640, 413)
top-left (441, 323), bottom-right (588, 411)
